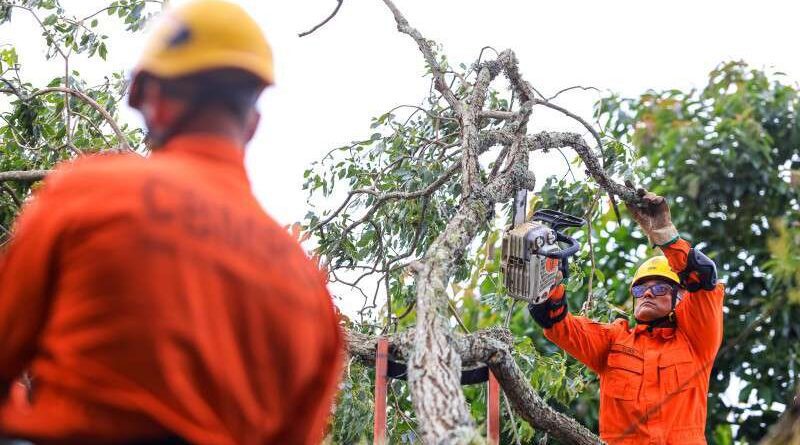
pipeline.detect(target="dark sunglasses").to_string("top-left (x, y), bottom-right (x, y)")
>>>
top-left (631, 283), bottom-right (675, 299)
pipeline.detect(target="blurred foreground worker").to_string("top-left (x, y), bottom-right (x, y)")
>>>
top-left (529, 192), bottom-right (724, 444)
top-left (0, 1), bottom-right (343, 444)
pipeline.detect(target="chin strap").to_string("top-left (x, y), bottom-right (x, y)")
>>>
top-left (636, 310), bottom-right (676, 332)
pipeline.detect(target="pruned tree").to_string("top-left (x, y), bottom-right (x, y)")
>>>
top-left (302, 1), bottom-right (644, 443)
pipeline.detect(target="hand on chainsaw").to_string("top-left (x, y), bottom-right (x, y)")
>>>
top-left (626, 188), bottom-right (679, 246)
top-left (529, 272), bottom-right (568, 329)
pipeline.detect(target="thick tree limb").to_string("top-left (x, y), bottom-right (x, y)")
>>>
top-left (347, 328), bottom-right (602, 444)
top-left (408, 192), bottom-right (490, 442)
top-left (0, 170), bottom-right (50, 183)
top-left (346, 326), bottom-right (513, 367)
top-left (495, 52), bottom-right (623, 216)
top-left (482, 339), bottom-right (602, 445)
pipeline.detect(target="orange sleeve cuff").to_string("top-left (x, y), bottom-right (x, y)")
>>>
top-left (661, 238), bottom-right (691, 273)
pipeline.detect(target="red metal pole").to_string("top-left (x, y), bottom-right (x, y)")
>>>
top-left (487, 370), bottom-right (500, 444)
top-left (374, 337), bottom-right (389, 445)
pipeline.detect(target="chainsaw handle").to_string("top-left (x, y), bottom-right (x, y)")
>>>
top-left (545, 232), bottom-right (580, 280)
top-left (544, 232), bottom-right (580, 259)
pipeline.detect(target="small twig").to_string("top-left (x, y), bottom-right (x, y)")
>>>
top-left (0, 183), bottom-right (22, 208)
top-left (64, 56), bottom-right (72, 146)
top-left (554, 147), bottom-right (577, 182)
top-left (298, 0), bottom-right (344, 37)
top-left (504, 299), bottom-right (517, 328)
top-left (395, 300), bottom-right (416, 326)
top-left (71, 110), bottom-right (113, 149)
top-left (581, 188), bottom-right (602, 315)
top-left (389, 383), bottom-right (422, 441)
top-left (545, 85), bottom-right (601, 102)
top-left (502, 391), bottom-right (523, 445)
top-left (447, 298), bottom-right (470, 333)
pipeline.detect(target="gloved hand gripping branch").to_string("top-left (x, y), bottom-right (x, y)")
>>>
top-left (627, 190), bottom-right (679, 246)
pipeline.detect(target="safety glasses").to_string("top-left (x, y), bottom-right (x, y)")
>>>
top-left (631, 283), bottom-right (675, 299)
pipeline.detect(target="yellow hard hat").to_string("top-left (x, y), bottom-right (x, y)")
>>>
top-left (630, 256), bottom-right (680, 288)
top-left (129, 0), bottom-right (273, 107)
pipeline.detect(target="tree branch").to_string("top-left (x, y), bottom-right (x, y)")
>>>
top-left (380, 0), bottom-right (461, 112)
top-left (0, 170), bottom-right (50, 183)
top-left (298, 0), bottom-right (344, 37)
top-left (346, 327), bottom-right (602, 444)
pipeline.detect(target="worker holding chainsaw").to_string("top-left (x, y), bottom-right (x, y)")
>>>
top-left (0, 1), bottom-right (342, 444)
top-left (529, 192), bottom-right (724, 444)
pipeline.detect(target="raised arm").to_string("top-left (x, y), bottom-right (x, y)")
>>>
top-left (627, 189), bottom-right (724, 361)
top-left (663, 238), bottom-right (724, 361)
top-left (529, 284), bottom-right (615, 374)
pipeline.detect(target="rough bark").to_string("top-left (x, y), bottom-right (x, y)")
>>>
top-left (408, 196), bottom-right (492, 443)
top-left (348, 327), bottom-right (602, 445)
top-left (0, 170), bottom-right (49, 183)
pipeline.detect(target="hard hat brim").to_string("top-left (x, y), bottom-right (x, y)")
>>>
top-left (133, 48), bottom-right (274, 86)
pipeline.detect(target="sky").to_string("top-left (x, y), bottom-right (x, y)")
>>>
top-left (6, 0), bottom-right (800, 226)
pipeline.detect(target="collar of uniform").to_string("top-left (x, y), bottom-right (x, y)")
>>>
top-left (633, 323), bottom-right (676, 340)
top-left (157, 134), bottom-right (245, 165)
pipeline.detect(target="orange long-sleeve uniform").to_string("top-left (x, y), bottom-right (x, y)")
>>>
top-left (544, 239), bottom-right (724, 444)
top-left (0, 135), bottom-right (344, 445)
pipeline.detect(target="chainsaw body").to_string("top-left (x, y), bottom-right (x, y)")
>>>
top-left (501, 208), bottom-right (585, 305)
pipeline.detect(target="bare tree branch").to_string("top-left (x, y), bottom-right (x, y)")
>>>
top-left (0, 170), bottom-right (50, 183)
top-left (380, 0), bottom-right (461, 112)
top-left (298, 0), bottom-right (344, 37)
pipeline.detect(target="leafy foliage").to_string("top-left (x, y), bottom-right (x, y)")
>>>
top-left (0, 0), bottom-right (161, 240)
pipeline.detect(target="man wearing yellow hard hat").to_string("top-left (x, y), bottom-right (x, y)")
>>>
top-left (529, 191), bottom-right (724, 444)
top-left (0, 1), bottom-right (343, 444)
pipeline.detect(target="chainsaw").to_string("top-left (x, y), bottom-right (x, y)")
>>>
top-left (501, 190), bottom-right (585, 305)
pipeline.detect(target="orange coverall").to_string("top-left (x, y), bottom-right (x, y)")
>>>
top-left (0, 135), bottom-right (343, 445)
top-left (544, 239), bottom-right (724, 444)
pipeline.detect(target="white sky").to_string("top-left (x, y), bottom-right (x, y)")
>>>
top-left (6, 0), bottom-right (800, 226)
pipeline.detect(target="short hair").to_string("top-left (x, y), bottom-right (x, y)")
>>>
top-left (143, 68), bottom-right (264, 120)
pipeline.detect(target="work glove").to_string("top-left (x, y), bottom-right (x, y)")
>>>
top-left (528, 273), bottom-right (568, 329)
top-left (626, 189), bottom-right (679, 246)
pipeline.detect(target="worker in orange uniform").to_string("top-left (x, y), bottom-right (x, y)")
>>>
top-left (529, 191), bottom-right (724, 444)
top-left (0, 1), bottom-right (343, 444)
